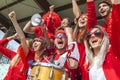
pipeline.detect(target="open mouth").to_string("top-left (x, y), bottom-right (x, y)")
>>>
top-left (100, 9), bottom-right (106, 14)
top-left (81, 21), bottom-right (85, 24)
top-left (33, 45), bottom-right (37, 49)
top-left (58, 41), bottom-right (63, 44)
top-left (79, 21), bottom-right (85, 25)
top-left (92, 39), bottom-right (98, 44)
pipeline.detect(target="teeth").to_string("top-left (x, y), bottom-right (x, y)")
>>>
top-left (92, 39), bottom-right (98, 43)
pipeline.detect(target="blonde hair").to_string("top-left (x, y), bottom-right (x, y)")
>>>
top-left (10, 54), bottom-right (20, 67)
top-left (84, 25), bottom-right (110, 68)
top-left (10, 39), bottom-right (32, 67)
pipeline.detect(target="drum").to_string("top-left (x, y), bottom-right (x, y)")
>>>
top-left (27, 62), bottom-right (70, 80)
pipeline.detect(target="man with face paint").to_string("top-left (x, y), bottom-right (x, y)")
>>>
top-left (52, 27), bottom-right (80, 80)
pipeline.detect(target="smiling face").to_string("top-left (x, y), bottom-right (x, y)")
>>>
top-left (54, 33), bottom-right (67, 50)
top-left (78, 14), bottom-right (88, 28)
top-left (98, 2), bottom-right (111, 18)
top-left (32, 38), bottom-right (45, 52)
top-left (61, 18), bottom-right (70, 27)
top-left (87, 28), bottom-right (104, 49)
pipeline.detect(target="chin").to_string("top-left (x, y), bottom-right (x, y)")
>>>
top-left (92, 44), bottom-right (101, 49)
top-left (78, 24), bottom-right (84, 28)
top-left (101, 14), bottom-right (107, 18)
top-left (101, 12), bottom-right (110, 18)
top-left (92, 46), bottom-right (98, 49)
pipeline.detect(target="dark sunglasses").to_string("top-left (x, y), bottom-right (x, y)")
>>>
top-left (55, 33), bottom-right (67, 38)
top-left (86, 30), bottom-right (103, 40)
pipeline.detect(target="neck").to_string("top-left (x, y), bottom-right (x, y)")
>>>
top-left (93, 47), bottom-right (101, 57)
top-left (34, 51), bottom-right (44, 62)
top-left (79, 27), bottom-right (85, 32)
top-left (104, 12), bottom-right (111, 24)
top-left (56, 48), bottom-right (66, 55)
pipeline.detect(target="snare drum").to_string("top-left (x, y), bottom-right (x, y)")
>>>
top-left (27, 62), bottom-right (70, 80)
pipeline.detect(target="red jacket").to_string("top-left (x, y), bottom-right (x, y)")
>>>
top-left (82, 4), bottom-right (120, 80)
top-left (0, 38), bottom-right (27, 80)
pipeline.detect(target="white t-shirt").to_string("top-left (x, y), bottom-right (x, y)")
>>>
top-left (54, 41), bottom-right (80, 68)
top-left (89, 57), bottom-right (106, 80)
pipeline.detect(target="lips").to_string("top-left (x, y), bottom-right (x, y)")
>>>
top-left (101, 10), bottom-right (105, 14)
top-left (91, 39), bottom-right (98, 44)
top-left (100, 8), bottom-right (106, 14)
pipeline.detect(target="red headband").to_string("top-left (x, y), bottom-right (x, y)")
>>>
top-left (55, 30), bottom-right (66, 34)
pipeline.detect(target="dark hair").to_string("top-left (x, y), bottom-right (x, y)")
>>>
top-left (62, 17), bottom-right (71, 26)
top-left (98, 1), bottom-right (112, 8)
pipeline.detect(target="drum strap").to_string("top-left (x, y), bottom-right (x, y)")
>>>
top-left (50, 52), bottom-right (55, 64)
top-left (43, 55), bottom-right (51, 63)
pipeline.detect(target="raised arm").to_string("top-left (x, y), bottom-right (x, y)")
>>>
top-left (49, 5), bottom-right (54, 18)
top-left (8, 11), bottom-right (28, 56)
top-left (111, 0), bottom-right (120, 58)
top-left (111, 0), bottom-right (120, 4)
top-left (0, 34), bottom-right (18, 60)
top-left (87, 0), bottom-right (97, 30)
top-left (72, 0), bottom-right (81, 18)
top-left (23, 21), bottom-right (35, 34)
top-left (7, 33), bottom-right (18, 41)
top-left (43, 5), bottom-right (61, 34)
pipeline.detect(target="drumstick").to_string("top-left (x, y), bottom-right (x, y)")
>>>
top-left (43, 55), bottom-right (52, 63)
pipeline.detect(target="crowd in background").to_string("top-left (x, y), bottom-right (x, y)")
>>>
top-left (0, 0), bottom-right (120, 80)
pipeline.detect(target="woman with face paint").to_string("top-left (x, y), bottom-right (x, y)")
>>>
top-left (81, 0), bottom-right (120, 80)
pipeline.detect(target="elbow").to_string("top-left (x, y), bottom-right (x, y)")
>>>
top-left (23, 27), bottom-right (27, 33)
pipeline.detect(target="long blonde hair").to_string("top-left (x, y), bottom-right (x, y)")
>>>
top-left (10, 54), bottom-right (20, 67)
top-left (10, 38), bottom-right (33, 67)
top-left (84, 25), bottom-right (110, 68)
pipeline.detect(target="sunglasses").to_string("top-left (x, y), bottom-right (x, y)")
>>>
top-left (86, 30), bottom-right (104, 40)
top-left (55, 33), bottom-right (67, 38)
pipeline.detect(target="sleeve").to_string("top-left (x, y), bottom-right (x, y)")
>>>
top-left (34, 26), bottom-right (43, 37)
top-left (17, 45), bottom-right (27, 65)
top-left (0, 38), bottom-right (9, 46)
top-left (87, 1), bottom-right (97, 32)
top-left (111, 4), bottom-right (120, 58)
top-left (17, 45), bottom-right (34, 65)
top-left (45, 17), bottom-right (55, 34)
top-left (67, 42), bottom-right (80, 61)
top-left (0, 44), bottom-right (16, 60)
top-left (43, 11), bottom-right (61, 34)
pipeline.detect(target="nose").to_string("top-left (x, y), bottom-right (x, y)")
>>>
top-left (90, 33), bottom-right (96, 38)
top-left (58, 35), bottom-right (62, 39)
top-left (82, 17), bottom-right (85, 20)
top-left (34, 42), bottom-right (37, 45)
top-left (100, 7), bottom-right (103, 12)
